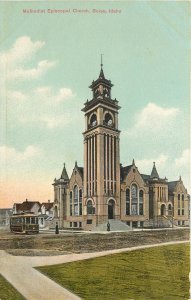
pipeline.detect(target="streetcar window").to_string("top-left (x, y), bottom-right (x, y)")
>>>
top-left (31, 217), bottom-right (35, 224)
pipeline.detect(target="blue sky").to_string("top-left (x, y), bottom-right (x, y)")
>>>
top-left (0, 1), bottom-right (190, 207)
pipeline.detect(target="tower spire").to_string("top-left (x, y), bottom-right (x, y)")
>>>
top-left (101, 53), bottom-right (103, 69)
top-left (99, 54), bottom-right (105, 79)
top-left (60, 163), bottom-right (69, 181)
top-left (151, 161), bottom-right (159, 179)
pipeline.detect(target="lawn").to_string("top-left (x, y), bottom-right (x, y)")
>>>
top-left (0, 274), bottom-right (25, 300)
top-left (37, 243), bottom-right (189, 300)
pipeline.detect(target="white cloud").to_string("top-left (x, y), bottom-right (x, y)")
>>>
top-left (15, 85), bottom-right (75, 128)
top-left (136, 154), bottom-right (168, 174)
top-left (40, 114), bottom-right (71, 129)
top-left (35, 86), bottom-right (74, 103)
top-left (35, 86), bottom-right (52, 97)
top-left (0, 145), bottom-right (42, 163)
top-left (0, 36), bottom-right (74, 132)
top-left (0, 36), bottom-right (44, 65)
top-left (175, 149), bottom-right (190, 167)
top-left (124, 102), bottom-right (179, 136)
top-left (9, 60), bottom-right (56, 81)
top-left (55, 88), bottom-right (74, 103)
top-left (133, 151), bottom-right (190, 192)
top-left (7, 91), bottom-right (28, 101)
top-left (0, 36), bottom-right (56, 82)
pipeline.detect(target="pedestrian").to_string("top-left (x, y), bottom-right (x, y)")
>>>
top-left (55, 222), bottom-right (59, 234)
top-left (107, 221), bottom-right (110, 232)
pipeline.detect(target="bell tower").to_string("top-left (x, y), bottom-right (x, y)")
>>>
top-left (82, 62), bottom-right (121, 224)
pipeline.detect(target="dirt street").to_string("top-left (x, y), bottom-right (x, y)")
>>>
top-left (0, 228), bottom-right (189, 256)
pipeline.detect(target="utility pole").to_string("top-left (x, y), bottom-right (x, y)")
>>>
top-left (172, 206), bottom-right (174, 228)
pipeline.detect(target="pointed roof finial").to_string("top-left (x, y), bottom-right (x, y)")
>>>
top-left (101, 53), bottom-right (103, 69)
top-left (151, 161), bottom-right (159, 179)
top-left (75, 161), bottom-right (78, 167)
top-left (179, 175), bottom-right (182, 181)
top-left (60, 163), bottom-right (69, 181)
top-left (132, 158), bottom-right (135, 165)
top-left (99, 54), bottom-right (105, 79)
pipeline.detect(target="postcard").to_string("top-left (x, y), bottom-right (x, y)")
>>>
top-left (0, 1), bottom-right (190, 300)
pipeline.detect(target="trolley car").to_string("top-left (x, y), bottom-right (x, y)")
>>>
top-left (10, 213), bottom-right (39, 234)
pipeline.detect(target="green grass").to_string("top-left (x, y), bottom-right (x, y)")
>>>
top-left (37, 243), bottom-right (189, 300)
top-left (0, 274), bottom-right (25, 300)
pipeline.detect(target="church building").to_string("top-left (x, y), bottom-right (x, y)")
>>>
top-left (53, 65), bottom-right (189, 230)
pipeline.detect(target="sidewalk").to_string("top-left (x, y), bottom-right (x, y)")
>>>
top-left (0, 240), bottom-right (189, 300)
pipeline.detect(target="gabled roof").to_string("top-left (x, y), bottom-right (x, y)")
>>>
top-left (120, 165), bottom-right (132, 181)
top-left (18, 200), bottom-right (41, 212)
top-left (41, 202), bottom-right (54, 210)
top-left (73, 161), bottom-right (84, 179)
top-left (168, 181), bottom-right (179, 194)
top-left (77, 167), bottom-right (84, 178)
top-left (14, 203), bottom-right (22, 210)
top-left (141, 174), bottom-right (151, 181)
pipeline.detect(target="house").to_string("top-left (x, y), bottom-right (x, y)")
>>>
top-left (13, 199), bottom-right (41, 215)
top-left (0, 208), bottom-right (13, 226)
top-left (38, 200), bottom-right (54, 228)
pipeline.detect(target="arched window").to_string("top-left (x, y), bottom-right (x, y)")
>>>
top-left (131, 184), bottom-right (138, 215)
top-left (70, 191), bottom-right (72, 216)
top-left (126, 189), bottom-right (130, 215)
top-left (178, 194), bottom-right (180, 208)
top-left (182, 194), bottom-right (184, 208)
top-left (104, 113), bottom-right (113, 126)
top-left (74, 185), bottom-right (79, 216)
top-left (90, 114), bottom-right (97, 127)
top-left (139, 190), bottom-right (144, 215)
top-left (87, 200), bottom-right (93, 215)
top-left (168, 204), bottom-right (172, 216)
top-left (79, 189), bottom-right (82, 215)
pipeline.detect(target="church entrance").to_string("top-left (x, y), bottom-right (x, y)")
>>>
top-left (108, 199), bottom-right (115, 219)
top-left (161, 204), bottom-right (166, 216)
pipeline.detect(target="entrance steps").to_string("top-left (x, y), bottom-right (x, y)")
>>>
top-left (92, 219), bottom-right (131, 232)
top-left (144, 216), bottom-right (175, 228)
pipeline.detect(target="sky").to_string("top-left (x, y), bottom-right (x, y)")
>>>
top-left (0, 1), bottom-right (190, 208)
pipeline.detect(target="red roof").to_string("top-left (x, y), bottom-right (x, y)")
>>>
top-left (41, 202), bottom-right (54, 210)
top-left (14, 203), bottom-right (22, 210)
top-left (17, 200), bottom-right (41, 212)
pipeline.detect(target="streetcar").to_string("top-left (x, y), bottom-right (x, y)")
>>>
top-left (10, 213), bottom-right (39, 234)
